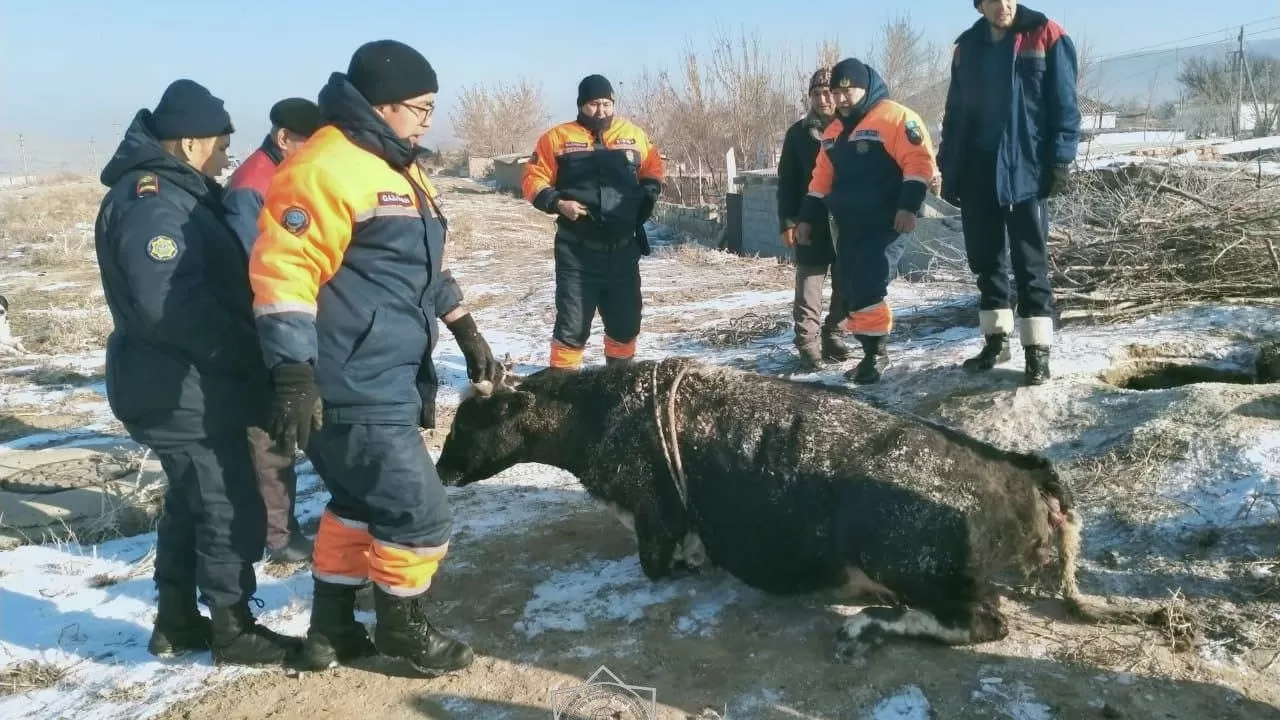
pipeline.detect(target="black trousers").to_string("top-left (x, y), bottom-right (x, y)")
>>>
top-left (552, 237), bottom-right (642, 366)
top-left (959, 158), bottom-right (1055, 320)
top-left (152, 433), bottom-right (267, 609)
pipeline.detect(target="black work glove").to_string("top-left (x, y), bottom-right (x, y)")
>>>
top-left (266, 362), bottom-right (322, 455)
top-left (446, 312), bottom-right (500, 384)
top-left (635, 222), bottom-right (651, 256)
top-left (416, 356), bottom-right (439, 429)
top-left (1045, 165), bottom-right (1070, 198)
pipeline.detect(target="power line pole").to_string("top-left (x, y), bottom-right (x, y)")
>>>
top-left (17, 133), bottom-right (30, 185)
top-left (89, 137), bottom-right (98, 174)
top-left (1234, 26), bottom-right (1244, 138)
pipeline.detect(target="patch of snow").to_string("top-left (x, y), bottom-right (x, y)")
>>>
top-left (869, 685), bottom-right (932, 720)
top-left (38, 282), bottom-right (83, 292)
top-left (972, 677), bottom-right (1053, 720)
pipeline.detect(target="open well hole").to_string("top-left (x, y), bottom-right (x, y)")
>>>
top-left (1101, 360), bottom-right (1256, 391)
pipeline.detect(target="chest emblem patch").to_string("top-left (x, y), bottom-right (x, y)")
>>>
top-left (281, 206), bottom-right (310, 235)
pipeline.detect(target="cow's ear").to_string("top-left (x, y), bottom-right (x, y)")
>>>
top-left (497, 390), bottom-right (534, 417)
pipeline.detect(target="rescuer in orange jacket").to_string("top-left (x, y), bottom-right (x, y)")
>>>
top-left (249, 39), bottom-right (501, 677)
top-left (521, 74), bottom-right (664, 370)
top-left (795, 58), bottom-right (938, 385)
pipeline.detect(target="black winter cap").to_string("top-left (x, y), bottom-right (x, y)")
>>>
top-left (829, 58), bottom-right (870, 91)
top-left (269, 97), bottom-right (322, 137)
top-left (576, 74), bottom-right (614, 106)
top-left (149, 79), bottom-right (234, 140)
top-left (347, 39), bottom-right (438, 106)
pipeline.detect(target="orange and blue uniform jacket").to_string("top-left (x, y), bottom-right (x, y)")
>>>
top-left (938, 4), bottom-right (1080, 206)
top-left (248, 80), bottom-right (462, 427)
top-left (800, 66), bottom-right (938, 336)
top-left (521, 117), bottom-right (664, 249)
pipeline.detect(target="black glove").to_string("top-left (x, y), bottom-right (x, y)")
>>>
top-left (1045, 165), bottom-right (1070, 198)
top-left (266, 362), bottom-right (322, 455)
top-left (635, 223), bottom-right (651, 256)
top-left (446, 312), bottom-right (500, 384)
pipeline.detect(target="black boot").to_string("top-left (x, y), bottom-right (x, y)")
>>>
top-left (300, 580), bottom-right (378, 670)
top-left (147, 584), bottom-right (211, 657)
top-left (372, 586), bottom-right (474, 676)
top-left (266, 532), bottom-right (314, 564)
top-left (962, 333), bottom-right (1012, 373)
top-left (604, 356), bottom-right (633, 367)
top-left (820, 328), bottom-right (853, 362)
top-left (1024, 345), bottom-right (1051, 386)
top-left (846, 335), bottom-right (890, 385)
top-left (209, 601), bottom-right (304, 667)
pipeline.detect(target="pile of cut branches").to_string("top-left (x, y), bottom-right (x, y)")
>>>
top-left (1048, 163), bottom-right (1280, 321)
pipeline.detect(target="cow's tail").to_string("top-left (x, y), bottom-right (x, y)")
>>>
top-left (1055, 507), bottom-right (1160, 626)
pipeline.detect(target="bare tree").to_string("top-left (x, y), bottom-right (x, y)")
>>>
top-left (868, 13), bottom-right (949, 130)
top-left (1179, 54), bottom-right (1280, 136)
top-left (448, 78), bottom-right (551, 157)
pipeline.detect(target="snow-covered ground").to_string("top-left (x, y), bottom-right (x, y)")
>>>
top-left (1, 179), bottom-right (1277, 719)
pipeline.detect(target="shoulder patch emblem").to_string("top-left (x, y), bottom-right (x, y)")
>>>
top-left (136, 174), bottom-right (158, 197)
top-left (146, 235), bottom-right (178, 262)
top-left (281, 206), bottom-right (310, 235)
top-left (905, 119), bottom-right (924, 146)
top-left (377, 191), bottom-right (414, 207)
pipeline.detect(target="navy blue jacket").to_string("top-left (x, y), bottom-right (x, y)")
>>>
top-left (938, 5), bottom-right (1081, 206)
top-left (249, 73), bottom-right (463, 425)
top-left (222, 135), bottom-right (283, 254)
top-left (94, 111), bottom-right (265, 444)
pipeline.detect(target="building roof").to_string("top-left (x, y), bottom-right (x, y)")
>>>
top-left (1079, 96), bottom-right (1118, 116)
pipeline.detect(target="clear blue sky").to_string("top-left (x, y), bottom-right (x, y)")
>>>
top-left (0, 0), bottom-right (1277, 168)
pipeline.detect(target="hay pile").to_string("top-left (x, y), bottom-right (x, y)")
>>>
top-left (1049, 163), bottom-right (1280, 320)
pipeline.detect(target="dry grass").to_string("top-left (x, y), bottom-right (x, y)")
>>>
top-left (0, 181), bottom-right (102, 259)
top-left (1068, 423), bottom-right (1193, 523)
top-left (8, 294), bottom-right (114, 357)
top-left (0, 659), bottom-right (70, 697)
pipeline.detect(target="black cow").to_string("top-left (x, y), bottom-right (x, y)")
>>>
top-left (437, 357), bottom-right (1138, 660)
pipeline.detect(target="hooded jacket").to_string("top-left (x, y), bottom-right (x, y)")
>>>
top-left (94, 110), bottom-right (263, 442)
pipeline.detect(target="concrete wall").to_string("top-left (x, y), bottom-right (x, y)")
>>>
top-left (465, 156), bottom-right (495, 179)
top-left (652, 201), bottom-right (722, 246)
top-left (492, 158), bottom-right (526, 195)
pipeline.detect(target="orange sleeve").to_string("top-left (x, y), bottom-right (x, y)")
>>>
top-left (637, 128), bottom-right (664, 183)
top-left (522, 130), bottom-right (561, 213)
top-left (887, 106), bottom-right (939, 186)
top-left (249, 162), bottom-right (353, 368)
top-left (807, 130), bottom-right (837, 198)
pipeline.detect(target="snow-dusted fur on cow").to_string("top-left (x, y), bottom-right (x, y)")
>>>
top-left (437, 357), bottom-right (1137, 659)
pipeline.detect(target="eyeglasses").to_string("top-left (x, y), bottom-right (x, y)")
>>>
top-left (400, 101), bottom-right (434, 124)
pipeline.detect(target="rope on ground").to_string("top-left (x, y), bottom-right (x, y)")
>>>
top-left (696, 312), bottom-right (789, 348)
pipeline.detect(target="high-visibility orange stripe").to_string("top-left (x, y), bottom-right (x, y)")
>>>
top-left (312, 510), bottom-right (372, 585)
top-left (369, 539), bottom-right (449, 596)
top-left (550, 339), bottom-right (584, 369)
top-left (844, 301), bottom-right (894, 336)
top-left (603, 335), bottom-right (636, 359)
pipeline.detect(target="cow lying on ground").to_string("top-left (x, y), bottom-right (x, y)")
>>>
top-left (436, 357), bottom-right (1147, 660)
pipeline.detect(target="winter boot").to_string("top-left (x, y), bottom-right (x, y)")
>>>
top-left (209, 600), bottom-right (304, 667)
top-left (962, 333), bottom-right (1012, 373)
top-left (299, 580), bottom-right (378, 670)
top-left (147, 584), bottom-right (211, 657)
top-left (1024, 345), bottom-right (1051, 386)
top-left (372, 586), bottom-right (474, 676)
top-left (846, 335), bottom-right (890, 385)
top-left (796, 341), bottom-right (824, 370)
top-left (266, 532), bottom-right (314, 564)
top-left (604, 356), bottom-right (634, 367)
top-left (820, 327), bottom-right (854, 362)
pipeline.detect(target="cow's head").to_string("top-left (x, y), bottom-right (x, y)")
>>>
top-left (437, 370), bottom-right (538, 487)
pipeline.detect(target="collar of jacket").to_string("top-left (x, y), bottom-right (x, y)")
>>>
top-left (257, 133), bottom-right (284, 165)
top-left (802, 110), bottom-right (834, 140)
top-left (99, 109), bottom-right (224, 203)
top-left (317, 72), bottom-right (422, 170)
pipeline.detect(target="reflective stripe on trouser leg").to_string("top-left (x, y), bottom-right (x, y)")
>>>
top-left (603, 336), bottom-right (636, 360)
top-left (550, 339), bottom-right (585, 369)
top-left (312, 510), bottom-right (373, 586)
top-left (598, 253), bottom-right (642, 359)
top-left (370, 539), bottom-right (450, 597)
top-left (979, 308), bottom-right (1015, 335)
top-left (844, 300), bottom-right (894, 336)
top-left (1020, 316), bottom-right (1054, 347)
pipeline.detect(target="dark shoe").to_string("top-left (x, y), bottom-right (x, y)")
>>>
top-left (604, 356), bottom-right (634, 367)
top-left (962, 333), bottom-right (1012, 373)
top-left (147, 584), bottom-right (211, 657)
top-left (266, 532), bottom-right (314, 564)
top-left (1025, 345), bottom-right (1051, 386)
top-left (796, 341), bottom-right (824, 369)
top-left (210, 600), bottom-right (304, 667)
top-left (300, 580), bottom-right (378, 670)
top-left (372, 586), bottom-right (474, 676)
top-left (846, 335), bottom-right (889, 385)
top-left (820, 329), bottom-right (854, 362)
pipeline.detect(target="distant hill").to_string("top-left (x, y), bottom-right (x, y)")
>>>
top-left (1090, 36), bottom-right (1280, 107)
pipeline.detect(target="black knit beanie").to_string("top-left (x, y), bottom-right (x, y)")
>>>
top-left (149, 79), bottom-right (234, 140)
top-left (576, 74), bottom-right (614, 106)
top-left (829, 58), bottom-right (870, 91)
top-left (269, 97), bottom-right (322, 136)
top-left (347, 40), bottom-right (439, 106)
